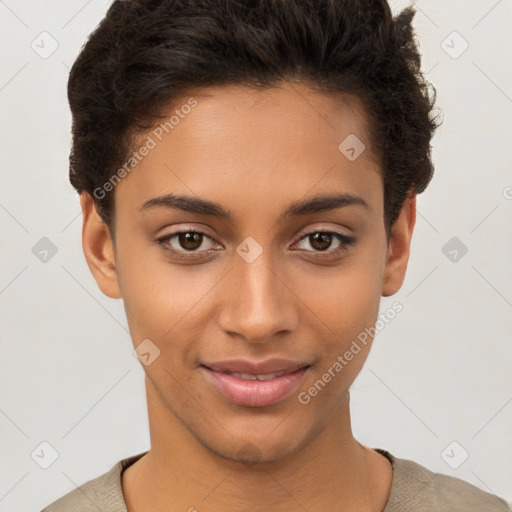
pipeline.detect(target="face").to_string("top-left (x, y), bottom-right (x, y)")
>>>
top-left (82, 81), bottom-right (415, 464)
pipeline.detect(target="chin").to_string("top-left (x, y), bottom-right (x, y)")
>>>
top-left (195, 423), bottom-right (316, 467)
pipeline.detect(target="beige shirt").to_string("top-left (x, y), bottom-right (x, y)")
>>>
top-left (41, 448), bottom-right (511, 511)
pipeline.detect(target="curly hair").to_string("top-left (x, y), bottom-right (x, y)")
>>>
top-left (67, 0), bottom-right (441, 240)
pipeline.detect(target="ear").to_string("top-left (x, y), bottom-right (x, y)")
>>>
top-left (381, 192), bottom-right (416, 297)
top-left (80, 192), bottom-right (122, 299)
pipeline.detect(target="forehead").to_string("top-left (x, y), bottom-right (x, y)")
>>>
top-left (166, 81), bottom-right (377, 164)
top-left (114, 81), bottom-right (383, 224)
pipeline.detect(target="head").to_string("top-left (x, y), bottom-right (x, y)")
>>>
top-left (71, 0), bottom-right (440, 463)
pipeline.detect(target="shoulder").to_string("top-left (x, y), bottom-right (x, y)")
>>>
top-left (40, 452), bottom-right (147, 512)
top-left (376, 449), bottom-right (511, 512)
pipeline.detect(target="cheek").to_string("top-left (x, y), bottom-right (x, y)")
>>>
top-left (115, 239), bottom-right (205, 340)
top-left (296, 262), bottom-right (383, 407)
top-left (297, 255), bottom-right (384, 339)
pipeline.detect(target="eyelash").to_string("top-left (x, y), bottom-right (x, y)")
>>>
top-left (156, 229), bottom-right (356, 261)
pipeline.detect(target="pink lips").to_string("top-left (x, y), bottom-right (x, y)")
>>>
top-left (201, 358), bottom-right (311, 407)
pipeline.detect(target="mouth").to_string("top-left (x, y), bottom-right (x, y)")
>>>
top-left (200, 361), bottom-right (311, 407)
top-left (215, 370), bottom-right (290, 381)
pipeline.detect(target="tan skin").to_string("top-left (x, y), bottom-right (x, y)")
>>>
top-left (80, 81), bottom-right (416, 511)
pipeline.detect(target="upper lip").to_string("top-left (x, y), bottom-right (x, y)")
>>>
top-left (202, 358), bottom-right (311, 375)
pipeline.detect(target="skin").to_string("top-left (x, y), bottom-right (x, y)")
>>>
top-left (80, 81), bottom-right (416, 511)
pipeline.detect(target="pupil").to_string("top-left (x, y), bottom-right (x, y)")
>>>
top-left (180, 232), bottom-right (202, 250)
top-left (311, 233), bottom-right (332, 251)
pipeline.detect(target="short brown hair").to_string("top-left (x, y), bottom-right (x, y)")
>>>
top-left (67, 0), bottom-right (441, 239)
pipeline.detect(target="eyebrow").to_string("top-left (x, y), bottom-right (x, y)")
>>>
top-left (140, 191), bottom-right (372, 219)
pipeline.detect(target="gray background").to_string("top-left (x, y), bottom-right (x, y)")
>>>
top-left (0, 1), bottom-right (511, 510)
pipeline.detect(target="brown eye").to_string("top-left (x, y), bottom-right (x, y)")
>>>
top-left (294, 230), bottom-right (356, 259)
top-left (177, 232), bottom-right (203, 251)
top-left (308, 232), bottom-right (334, 251)
top-left (157, 230), bottom-right (218, 256)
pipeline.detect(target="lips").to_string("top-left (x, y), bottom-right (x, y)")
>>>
top-left (226, 371), bottom-right (287, 381)
top-left (200, 358), bottom-right (311, 407)
top-left (202, 358), bottom-right (310, 375)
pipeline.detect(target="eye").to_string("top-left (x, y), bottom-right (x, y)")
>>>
top-left (293, 231), bottom-right (356, 259)
top-left (156, 229), bottom-right (219, 259)
top-left (156, 229), bottom-right (356, 261)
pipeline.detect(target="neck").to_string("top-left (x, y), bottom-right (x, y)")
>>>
top-left (122, 376), bottom-right (392, 512)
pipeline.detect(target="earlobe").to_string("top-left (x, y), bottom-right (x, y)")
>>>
top-left (80, 192), bottom-right (122, 299)
top-left (381, 193), bottom-right (417, 297)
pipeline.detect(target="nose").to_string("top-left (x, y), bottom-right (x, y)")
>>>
top-left (217, 247), bottom-right (299, 344)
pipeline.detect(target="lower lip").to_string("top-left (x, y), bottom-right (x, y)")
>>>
top-left (201, 366), bottom-right (310, 407)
